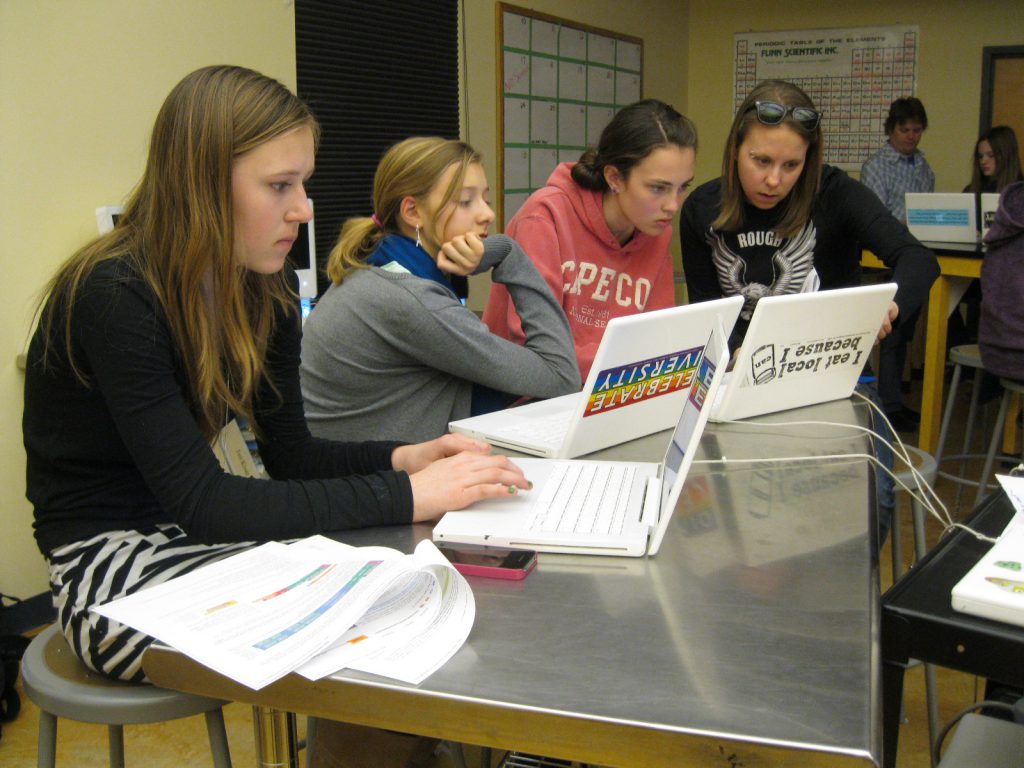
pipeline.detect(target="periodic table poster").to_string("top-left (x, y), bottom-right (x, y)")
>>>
top-left (734, 25), bottom-right (919, 169)
top-left (499, 4), bottom-right (643, 228)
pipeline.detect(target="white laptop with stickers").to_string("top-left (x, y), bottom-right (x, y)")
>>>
top-left (710, 284), bottom-right (897, 423)
top-left (433, 324), bottom-right (730, 557)
top-left (952, 520), bottom-right (1024, 628)
top-left (905, 192), bottom-right (978, 243)
top-left (448, 297), bottom-right (742, 459)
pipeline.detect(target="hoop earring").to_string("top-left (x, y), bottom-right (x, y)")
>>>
top-left (415, 225), bottom-right (422, 249)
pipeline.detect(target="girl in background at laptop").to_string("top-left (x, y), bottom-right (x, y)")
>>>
top-left (23, 66), bottom-right (530, 690)
top-left (483, 99), bottom-right (698, 380)
top-left (949, 127), bottom-right (1022, 351)
top-left (680, 79), bottom-right (939, 431)
top-left (965, 125), bottom-right (1023, 199)
top-left (300, 137), bottom-right (580, 443)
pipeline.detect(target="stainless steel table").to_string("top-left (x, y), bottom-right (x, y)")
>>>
top-left (145, 398), bottom-right (882, 767)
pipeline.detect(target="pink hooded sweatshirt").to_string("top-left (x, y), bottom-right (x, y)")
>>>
top-left (483, 162), bottom-right (676, 380)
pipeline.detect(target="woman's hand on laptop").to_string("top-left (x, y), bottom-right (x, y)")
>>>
top-left (393, 435), bottom-right (532, 522)
top-left (876, 301), bottom-right (899, 342)
top-left (392, 433), bottom-right (491, 474)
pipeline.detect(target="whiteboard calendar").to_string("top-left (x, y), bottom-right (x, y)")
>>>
top-left (499, 4), bottom-right (643, 227)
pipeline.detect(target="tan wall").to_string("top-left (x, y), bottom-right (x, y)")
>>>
top-left (686, 0), bottom-right (1024, 192)
top-left (0, 1), bottom-right (297, 598)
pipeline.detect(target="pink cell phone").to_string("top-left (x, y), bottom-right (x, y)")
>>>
top-left (438, 544), bottom-right (538, 580)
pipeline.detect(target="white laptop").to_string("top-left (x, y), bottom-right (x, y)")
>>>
top-left (432, 323), bottom-right (730, 557)
top-left (905, 192), bottom-right (978, 243)
top-left (980, 192), bottom-right (1000, 240)
top-left (710, 283), bottom-right (897, 423)
top-left (952, 521), bottom-right (1024, 628)
top-left (449, 296), bottom-right (743, 458)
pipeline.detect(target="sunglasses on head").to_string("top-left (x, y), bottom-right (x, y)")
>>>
top-left (750, 100), bottom-right (821, 131)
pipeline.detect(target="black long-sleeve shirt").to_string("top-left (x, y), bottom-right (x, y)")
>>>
top-left (24, 259), bottom-right (413, 555)
top-left (680, 165), bottom-right (939, 344)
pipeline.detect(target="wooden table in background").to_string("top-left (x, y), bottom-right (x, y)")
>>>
top-left (862, 245), bottom-right (984, 453)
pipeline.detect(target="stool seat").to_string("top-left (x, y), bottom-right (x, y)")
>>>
top-left (20, 624), bottom-right (231, 767)
top-left (936, 713), bottom-right (1024, 766)
top-left (947, 344), bottom-right (982, 369)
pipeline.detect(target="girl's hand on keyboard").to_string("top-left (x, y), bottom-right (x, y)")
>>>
top-left (407, 452), bottom-right (531, 522)
top-left (392, 433), bottom-right (492, 475)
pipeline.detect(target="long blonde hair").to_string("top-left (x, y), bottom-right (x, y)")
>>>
top-left (39, 65), bottom-right (320, 440)
top-left (714, 80), bottom-right (823, 239)
top-left (327, 137), bottom-right (480, 283)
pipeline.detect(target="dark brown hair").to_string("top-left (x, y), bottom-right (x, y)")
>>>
top-left (969, 125), bottom-right (1023, 195)
top-left (571, 99), bottom-right (697, 191)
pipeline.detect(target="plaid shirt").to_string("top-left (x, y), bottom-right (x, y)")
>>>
top-left (860, 141), bottom-right (935, 221)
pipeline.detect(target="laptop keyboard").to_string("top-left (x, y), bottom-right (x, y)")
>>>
top-left (528, 462), bottom-right (636, 535)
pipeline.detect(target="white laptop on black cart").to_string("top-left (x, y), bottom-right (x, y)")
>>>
top-left (448, 296), bottom-right (742, 459)
top-left (433, 323), bottom-right (730, 557)
top-left (710, 283), bottom-right (898, 423)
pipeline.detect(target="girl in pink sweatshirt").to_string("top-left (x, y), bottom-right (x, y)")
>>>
top-left (484, 99), bottom-right (698, 379)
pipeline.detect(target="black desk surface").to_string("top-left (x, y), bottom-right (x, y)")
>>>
top-left (882, 491), bottom-right (1023, 684)
top-left (881, 492), bottom-right (1023, 767)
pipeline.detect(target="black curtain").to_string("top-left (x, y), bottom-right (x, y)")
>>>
top-left (295, 0), bottom-right (461, 297)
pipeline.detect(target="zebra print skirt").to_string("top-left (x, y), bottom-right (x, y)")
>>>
top-left (47, 524), bottom-right (254, 682)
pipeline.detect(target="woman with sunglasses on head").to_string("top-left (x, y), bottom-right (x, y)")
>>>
top-left (484, 99), bottom-right (698, 380)
top-left (681, 79), bottom-right (938, 354)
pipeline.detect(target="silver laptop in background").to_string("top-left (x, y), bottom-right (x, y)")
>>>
top-left (710, 284), bottom-right (897, 423)
top-left (449, 296), bottom-right (743, 458)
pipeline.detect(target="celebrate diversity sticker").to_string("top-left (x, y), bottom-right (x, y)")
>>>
top-left (584, 346), bottom-right (702, 416)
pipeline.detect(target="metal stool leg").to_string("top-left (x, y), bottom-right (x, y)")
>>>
top-left (934, 362), bottom-right (962, 465)
top-left (108, 723), bottom-right (125, 768)
top-left (954, 371), bottom-right (985, 512)
top-left (976, 390), bottom-right (1011, 508)
top-left (924, 663), bottom-right (940, 766)
top-left (911, 498), bottom-right (928, 564)
top-left (890, 503), bottom-right (904, 581)
top-left (37, 710), bottom-right (57, 768)
top-left (204, 708), bottom-right (233, 768)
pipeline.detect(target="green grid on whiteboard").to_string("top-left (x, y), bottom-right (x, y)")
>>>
top-left (500, 10), bottom-right (642, 222)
